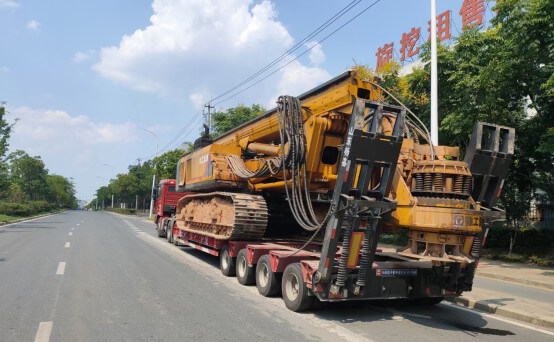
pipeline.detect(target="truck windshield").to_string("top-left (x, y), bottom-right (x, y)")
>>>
top-left (168, 186), bottom-right (177, 193)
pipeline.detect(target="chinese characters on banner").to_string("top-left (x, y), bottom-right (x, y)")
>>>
top-left (375, 1), bottom-right (486, 70)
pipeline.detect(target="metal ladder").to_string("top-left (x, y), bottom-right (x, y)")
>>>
top-left (316, 99), bottom-right (405, 296)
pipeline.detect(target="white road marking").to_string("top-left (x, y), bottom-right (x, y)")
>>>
top-left (68, 232), bottom-right (73, 236)
top-left (76, 223), bottom-right (80, 226)
top-left (56, 262), bottom-right (66, 275)
top-left (442, 302), bottom-right (554, 336)
top-left (80, 220), bottom-right (84, 222)
top-left (34, 321), bottom-right (53, 342)
top-left (71, 228), bottom-right (75, 231)
top-left (64, 242), bottom-right (70, 248)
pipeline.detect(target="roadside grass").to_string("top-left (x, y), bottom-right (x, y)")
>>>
top-left (0, 214), bottom-right (24, 222)
top-left (104, 207), bottom-right (136, 215)
top-left (0, 208), bottom-right (65, 224)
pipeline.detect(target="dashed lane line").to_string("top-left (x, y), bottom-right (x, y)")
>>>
top-left (34, 321), bottom-right (53, 342)
top-left (55, 262), bottom-right (66, 275)
top-left (68, 232), bottom-right (73, 236)
top-left (71, 228), bottom-right (75, 231)
top-left (64, 242), bottom-right (70, 248)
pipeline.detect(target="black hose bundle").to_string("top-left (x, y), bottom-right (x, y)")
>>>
top-left (276, 95), bottom-right (327, 232)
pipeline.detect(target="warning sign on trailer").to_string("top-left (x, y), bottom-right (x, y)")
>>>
top-left (376, 269), bottom-right (417, 277)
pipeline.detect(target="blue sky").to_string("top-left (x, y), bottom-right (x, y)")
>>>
top-left (0, 0), bottom-right (497, 201)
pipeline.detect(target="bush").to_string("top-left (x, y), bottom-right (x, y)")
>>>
top-left (105, 207), bottom-right (136, 215)
top-left (0, 202), bottom-right (30, 216)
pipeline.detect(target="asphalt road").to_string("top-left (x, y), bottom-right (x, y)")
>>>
top-left (473, 275), bottom-right (554, 304)
top-left (1, 211), bottom-right (553, 342)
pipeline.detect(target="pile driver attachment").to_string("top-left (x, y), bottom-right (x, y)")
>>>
top-left (464, 122), bottom-right (515, 222)
top-left (316, 99), bottom-right (406, 296)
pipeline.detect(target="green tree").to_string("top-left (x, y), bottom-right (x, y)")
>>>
top-left (153, 149), bottom-right (184, 180)
top-left (110, 173), bottom-right (138, 205)
top-left (0, 103), bottom-right (14, 194)
top-left (360, 0), bottom-right (553, 221)
top-left (46, 174), bottom-right (77, 208)
top-left (211, 104), bottom-right (265, 137)
top-left (8, 150), bottom-right (49, 200)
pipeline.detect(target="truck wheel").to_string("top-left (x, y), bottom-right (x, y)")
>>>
top-left (256, 254), bottom-right (281, 297)
top-left (236, 248), bottom-right (255, 285)
top-left (173, 228), bottom-right (179, 246)
top-left (282, 263), bottom-right (314, 312)
top-left (220, 245), bottom-right (236, 277)
top-left (157, 218), bottom-right (166, 238)
top-left (165, 221), bottom-right (173, 243)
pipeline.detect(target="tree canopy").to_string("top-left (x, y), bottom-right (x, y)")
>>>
top-left (355, 0), bottom-right (553, 221)
top-left (211, 104), bottom-right (265, 137)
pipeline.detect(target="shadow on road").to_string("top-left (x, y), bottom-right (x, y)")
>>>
top-left (171, 245), bottom-right (516, 337)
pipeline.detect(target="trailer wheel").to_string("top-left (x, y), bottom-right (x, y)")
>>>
top-left (220, 245), bottom-right (236, 277)
top-left (157, 218), bottom-right (166, 238)
top-left (236, 249), bottom-right (255, 285)
top-left (256, 254), bottom-right (281, 297)
top-left (282, 263), bottom-right (314, 312)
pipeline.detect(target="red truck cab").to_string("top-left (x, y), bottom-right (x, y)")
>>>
top-left (153, 179), bottom-right (185, 236)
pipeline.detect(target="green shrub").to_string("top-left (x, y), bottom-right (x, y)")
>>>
top-left (0, 202), bottom-right (30, 216)
top-left (105, 207), bottom-right (136, 215)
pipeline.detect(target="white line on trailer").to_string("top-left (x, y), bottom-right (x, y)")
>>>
top-left (34, 321), bottom-right (53, 342)
top-left (64, 242), bottom-right (70, 248)
top-left (56, 262), bottom-right (66, 275)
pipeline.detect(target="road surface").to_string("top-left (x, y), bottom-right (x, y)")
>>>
top-left (0, 211), bottom-right (552, 342)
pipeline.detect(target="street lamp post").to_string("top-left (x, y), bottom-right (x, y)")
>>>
top-left (144, 128), bottom-right (159, 218)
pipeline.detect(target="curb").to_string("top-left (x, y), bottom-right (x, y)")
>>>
top-left (476, 273), bottom-right (554, 291)
top-left (0, 211), bottom-right (67, 226)
top-left (446, 296), bottom-right (554, 329)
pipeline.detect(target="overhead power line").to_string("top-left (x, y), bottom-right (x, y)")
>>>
top-left (146, 0), bottom-right (383, 160)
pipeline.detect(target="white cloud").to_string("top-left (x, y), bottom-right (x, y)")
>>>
top-left (10, 106), bottom-right (137, 145)
top-left (94, 0), bottom-right (330, 107)
top-left (73, 50), bottom-right (95, 63)
top-left (306, 42), bottom-right (325, 66)
top-left (0, 1), bottom-right (19, 9)
top-left (26, 19), bottom-right (39, 29)
top-left (270, 60), bottom-right (331, 106)
top-left (0, 66), bottom-right (10, 72)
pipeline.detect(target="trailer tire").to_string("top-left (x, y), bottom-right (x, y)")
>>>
top-left (256, 255), bottom-right (281, 297)
top-left (236, 249), bottom-right (255, 285)
top-left (220, 245), bottom-right (236, 277)
top-left (282, 263), bottom-right (314, 312)
top-left (157, 218), bottom-right (166, 238)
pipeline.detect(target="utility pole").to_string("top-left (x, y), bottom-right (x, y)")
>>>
top-left (430, 0), bottom-right (439, 146)
top-left (135, 194), bottom-right (138, 212)
top-left (111, 194), bottom-right (114, 208)
top-left (144, 128), bottom-right (159, 218)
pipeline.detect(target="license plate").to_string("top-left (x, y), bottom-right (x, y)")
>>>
top-left (376, 269), bottom-right (417, 277)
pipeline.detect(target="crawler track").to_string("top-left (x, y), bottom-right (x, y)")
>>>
top-left (176, 192), bottom-right (268, 240)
